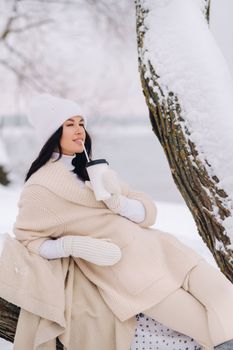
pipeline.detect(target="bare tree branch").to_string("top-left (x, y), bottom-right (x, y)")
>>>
top-left (205, 0), bottom-right (211, 23)
top-left (7, 19), bottom-right (53, 34)
top-left (0, 0), bottom-right (19, 40)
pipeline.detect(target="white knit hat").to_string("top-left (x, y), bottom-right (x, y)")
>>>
top-left (27, 93), bottom-right (88, 150)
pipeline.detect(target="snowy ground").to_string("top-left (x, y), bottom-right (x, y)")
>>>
top-left (0, 338), bottom-right (12, 350)
top-left (0, 182), bottom-right (216, 349)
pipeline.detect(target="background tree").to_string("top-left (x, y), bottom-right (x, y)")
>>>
top-left (0, 0), bottom-right (136, 107)
top-left (0, 125), bottom-right (10, 186)
top-left (0, 166), bottom-right (9, 186)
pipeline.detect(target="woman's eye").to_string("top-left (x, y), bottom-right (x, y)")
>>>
top-left (66, 123), bottom-right (84, 127)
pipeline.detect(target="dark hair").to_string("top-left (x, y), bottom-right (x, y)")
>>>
top-left (25, 126), bottom-right (92, 182)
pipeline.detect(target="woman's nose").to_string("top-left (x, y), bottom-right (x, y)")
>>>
top-left (74, 125), bottom-right (83, 133)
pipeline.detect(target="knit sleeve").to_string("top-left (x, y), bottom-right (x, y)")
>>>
top-left (13, 188), bottom-right (65, 255)
top-left (119, 178), bottom-right (157, 228)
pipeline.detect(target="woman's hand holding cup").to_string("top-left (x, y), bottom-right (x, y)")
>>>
top-left (86, 167), bottom-right (122, 213)
top-left (102, 168), bottom-right (121, 195)
top-left (101, 168), bottom-right (123, 213)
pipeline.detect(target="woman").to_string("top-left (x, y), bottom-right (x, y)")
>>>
top-left (8, 94), bottom-right (233, 349)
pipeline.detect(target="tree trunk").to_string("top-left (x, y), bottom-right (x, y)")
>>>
top-left (0, 298), bottom-right (20, 343)
top-left (0, 298), bottom-right (63, 348)
top-left (135, 0), bottom-right (233, 282)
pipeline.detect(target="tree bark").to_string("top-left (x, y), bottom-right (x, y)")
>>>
top-left (0, 298), bottom-right (63, 348)
top-left (135, 0), bottom-right (233, 282)
top-left (0, 298), bottom-right (20, 343)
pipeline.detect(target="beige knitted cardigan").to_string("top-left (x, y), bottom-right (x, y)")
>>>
top-left (0, 158), bottom-right (203, 349)
top-left (0, 234), bottom-right (137, 350)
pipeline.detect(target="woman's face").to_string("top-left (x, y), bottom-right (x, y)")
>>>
top-left (60, 115), bottom-right (86, 155)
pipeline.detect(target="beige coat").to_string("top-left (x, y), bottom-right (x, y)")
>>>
top-left (0, 158), bottom-right (204, 348)
top-left (0, 234), bottom-right (136, 350)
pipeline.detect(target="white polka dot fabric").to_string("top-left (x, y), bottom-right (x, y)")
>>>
top-left (130, 313), bottom-right (201, 350)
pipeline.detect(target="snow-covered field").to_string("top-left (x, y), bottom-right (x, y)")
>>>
top-left (0, 181), bottom-right (216, 348)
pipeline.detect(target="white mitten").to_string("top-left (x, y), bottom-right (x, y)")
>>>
top-left (102, 193), bottom-right (122, 213)
top-left (62, 235), bottom-right (121, 266)
top-left (85, 168), bottom-right (122, 213)
top-left (102, 168), bottom-right (122, 213)
top-left (102, 168), bottom-right (121, 195)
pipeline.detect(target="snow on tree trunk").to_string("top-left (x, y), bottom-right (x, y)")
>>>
top-left (135, 0), bottom-right (233, 281)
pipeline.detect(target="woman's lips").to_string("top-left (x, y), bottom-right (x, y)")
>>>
top-left (74, 140), bottom-right (83, 145)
